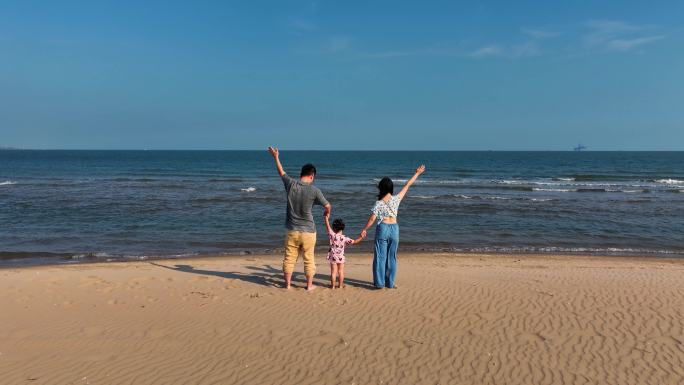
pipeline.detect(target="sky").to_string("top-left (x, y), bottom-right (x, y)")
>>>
top-left (0, 0), bottom-right (682, 150)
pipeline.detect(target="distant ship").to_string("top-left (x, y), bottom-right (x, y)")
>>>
top-left (573, 143), bottom-right (587, 151)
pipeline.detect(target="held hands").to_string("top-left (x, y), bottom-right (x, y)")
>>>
top-left (267, 146), bottom-right (279, 158)
top-left (360, 229), bottom-right (367, 239)
top-left (415, 164), bottom-right (426, 175)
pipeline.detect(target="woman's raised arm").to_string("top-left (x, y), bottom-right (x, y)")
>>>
top-left (397, 165), bottom-right (426, 200)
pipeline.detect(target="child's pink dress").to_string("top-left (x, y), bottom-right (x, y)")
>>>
top-left (327, 230), bottom-right (354, 264)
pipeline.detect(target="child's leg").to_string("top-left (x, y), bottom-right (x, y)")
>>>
top-left (337, 263), bottom-right (345, 288)
top-left (330, 263), bottom-right (338, 289)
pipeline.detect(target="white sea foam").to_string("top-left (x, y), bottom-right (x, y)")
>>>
top-left (462, 246), bottom-right (679, 255)
top-left (555, 177), bottom-right (575, 181)
top-left (373, 178), bottom-right (466, 185)
top-left (533, 188), bottom-right (574, 192)
top-left (241, 187), bottom-right (257, 192)
top-left (413, 195), bottom-right (437, 199)
top-left (0, 180), bottom-right (16, 186)
top-left (656, 179), bottom-right (684, 185)
top-left (485, 196), bottom-right (511, 200)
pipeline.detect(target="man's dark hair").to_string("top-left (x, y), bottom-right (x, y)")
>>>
top-left (377, 177), bottom-right (394, 200)
top-left (332, 218), bottom-right (345, 233)
top-left (300, 163), bottom-right (317, 177)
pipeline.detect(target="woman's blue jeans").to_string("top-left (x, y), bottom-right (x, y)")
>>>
top-left (373, 223), bottom-right (399, 288)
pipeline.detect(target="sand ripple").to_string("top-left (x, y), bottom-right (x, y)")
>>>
top-left (1, 255), bottom-right (683, 384)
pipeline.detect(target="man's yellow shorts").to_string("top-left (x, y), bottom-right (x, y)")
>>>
top-left (283, 231), bottom-right (317, 276)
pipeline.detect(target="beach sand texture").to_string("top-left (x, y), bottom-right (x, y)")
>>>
top-left (1, 254), bottom-right (683, 385)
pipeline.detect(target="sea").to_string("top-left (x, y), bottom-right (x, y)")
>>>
top-left (1, 150), bottom-right (683, 265)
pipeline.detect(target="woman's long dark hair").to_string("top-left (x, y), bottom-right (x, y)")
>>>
top-left (377, 177), bottom-right (394, 200)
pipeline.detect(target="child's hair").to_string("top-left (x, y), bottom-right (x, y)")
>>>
top-left (332, 218), bottom-right (345, 233)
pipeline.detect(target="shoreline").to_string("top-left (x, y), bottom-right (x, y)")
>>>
top-left (2, 248), bottom-right (684, 269)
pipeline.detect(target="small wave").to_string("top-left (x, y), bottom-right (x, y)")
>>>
top-left (656, 178), bottom-right (684, 185)
top-left (570, 174), bottom-right (629, 181)
top-left (71, 252), bottom-right (111, 260)
top-left (208, 178), bottom-right (244, 182)
top-left (373, 178), bottom-right (465, 185)
top-left (577, 188), bottom-right (607, 193)
top-left (533, 188), bottom-right (574, 192)
top-left (0, 180), bottom-right (17, 186)
top-left (413, 195), bottom-right (437, 199)
top-left (503, 186), bottom-right (535, 192)
top-left (452, 194), bottom-right (551, 202)
top-left (553, 177), bottom-right (575, 182)
top-left (241, 187), bottom-right (257, 192)
top-left (456, 246), bottom-right (682, 255)
top-left (374, 178), bottom-right (408, 184)
top-left (192, 197), bottom-right (232, 203)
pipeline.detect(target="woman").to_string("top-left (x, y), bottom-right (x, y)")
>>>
top-left (361, 165), bottom-right (426, 289)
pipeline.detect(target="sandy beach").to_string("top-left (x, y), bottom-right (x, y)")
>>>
top-left (1, 253), bottom-right (683, 384)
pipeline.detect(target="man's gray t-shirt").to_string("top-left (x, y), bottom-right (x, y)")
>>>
top-left (282, 174), bottom-right (329, 233)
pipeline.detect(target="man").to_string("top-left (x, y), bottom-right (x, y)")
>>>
top-left (268, 146), bottom-right (331, 290)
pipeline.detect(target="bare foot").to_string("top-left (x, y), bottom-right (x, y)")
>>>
top-left (306, 285), bottom-right (317, 291)
top-left (330, 285), bottom-right (335, 290)
top-left (339, 284), bottom-right (345, 289)
top-left (284, 284), bottom-right (291, 290)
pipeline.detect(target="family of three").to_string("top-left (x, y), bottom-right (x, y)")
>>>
top-left (267, 146), bottom-right (426, 291)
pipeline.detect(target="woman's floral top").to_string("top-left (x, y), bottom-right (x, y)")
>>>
top-left (371, 195), bottom-right (401, 223)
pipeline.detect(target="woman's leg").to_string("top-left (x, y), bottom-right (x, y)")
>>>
top-left (338, 263), bottom-right (345, 288)
top-left (330, 263), bottom-right (338, 289)
top-left (373, 225), bottom-right (388, 288)
top-left (386, 224), bottom-right (400, 288)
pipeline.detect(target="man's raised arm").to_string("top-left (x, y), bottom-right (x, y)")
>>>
top-left (267, 146), bottom-right (286, 177)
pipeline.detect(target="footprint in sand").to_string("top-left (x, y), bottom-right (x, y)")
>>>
top-left (519, 332), bottom-right (547, 344)
top-left (311, 329), bottom-right (348, 347)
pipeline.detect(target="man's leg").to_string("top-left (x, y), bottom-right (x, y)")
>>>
top-left (301, 232), bottom-right (317, 291)
top-left (283, 231), bottom-right (301, 289)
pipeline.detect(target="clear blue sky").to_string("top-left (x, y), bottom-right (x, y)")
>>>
top-left (1, 1), bottom-right (682, 150)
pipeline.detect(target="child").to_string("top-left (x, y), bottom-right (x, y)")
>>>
top-left (324, 213), bottom-right (364, 289)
